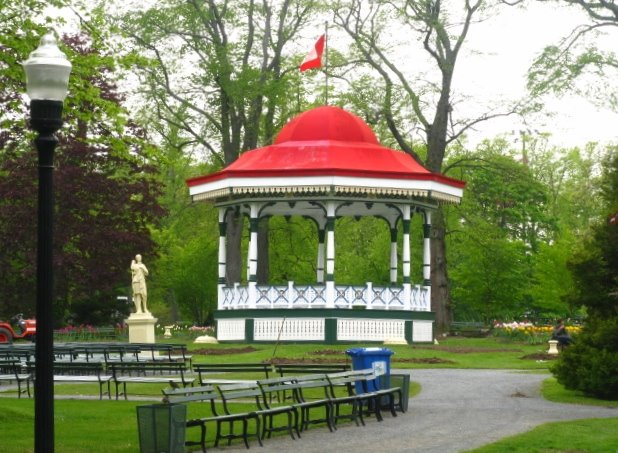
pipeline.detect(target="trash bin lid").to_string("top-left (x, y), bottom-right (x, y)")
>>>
top-left (346, 347), bottom-right (394, 356)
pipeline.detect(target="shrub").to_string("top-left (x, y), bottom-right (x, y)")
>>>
top-left (551, 317), bottom-right (618, 400)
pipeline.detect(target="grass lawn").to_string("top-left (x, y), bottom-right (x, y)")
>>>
top-left (0, 336), bottom-right (613, 452)
top-left (189, 336), bottom-right (554, 370)
top-left (466, 418), bottom-right (618, 453)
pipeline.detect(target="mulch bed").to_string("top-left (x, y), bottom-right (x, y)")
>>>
top-left (193, 347), bottom-right (259, 355)
top-left (520, 352), bottom-right (558, 361)
top-left (394, 357), bottom-right (456, 364)
top-left (192, 347), bottom-right (550, 364)
top-left (413, 346), bottom-right (524, 354)
top-left (269, 357), bottom-right (349, 364)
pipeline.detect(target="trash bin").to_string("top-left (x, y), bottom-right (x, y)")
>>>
top-left (136, 403), bottom-right (186, 453)
top-left (385, 373), bottom-right (410, 412)
top-left (346, 347), bottom-right (394, 393)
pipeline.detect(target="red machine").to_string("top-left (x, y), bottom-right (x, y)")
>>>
top-left (0, 314), bottom-right (36, 343)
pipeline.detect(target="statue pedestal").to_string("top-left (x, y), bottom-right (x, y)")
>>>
top-left (126, 312), bottom-right (158, 343)
top-left (547, 340), bottom-right (560, 355)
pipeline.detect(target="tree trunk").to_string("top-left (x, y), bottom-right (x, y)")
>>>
top-left (225, 209), bottom-right (244, 284)
top-left (430, 208), bottom-right (453, 334)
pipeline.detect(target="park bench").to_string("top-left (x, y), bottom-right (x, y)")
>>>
top-left (0, 359), bottom-right (32, 398)
top-left (264, 374), bottom-right (334, 433)
top-left (271, 364), bottom-right (350, 402)
top-left (274, 363), bottom-right (350, 377)
top-left (217, 382), bottom-right (298, 445)
top-left (0, 344), bottom-right (35, 362)
top-left (25, 361), bottom-right (111, 399)
top-left (449, 321), bottom-right (489, 337)
top-left (110, 361), bottom-right (194, 400)
top-left (95, 327), bottom-right (118, 340)
top-left (162, 384), bottom-right (223, 452)
top-left (326, 368), bottom-right (405, 426)
top-left (134, 343), bottom-right (192, 369)
top-left (193, 363), bottom-right (272, 385)
top-left (325, 369), bottom-right (382, 427)
top-left (53, 362), bottom-right (111, 400)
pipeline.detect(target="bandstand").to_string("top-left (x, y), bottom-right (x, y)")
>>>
top-left (187, 106), bottom-right (464, 344)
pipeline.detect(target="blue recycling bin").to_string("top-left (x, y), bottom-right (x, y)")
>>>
top-left (346, 347), bottom-right (394, 393)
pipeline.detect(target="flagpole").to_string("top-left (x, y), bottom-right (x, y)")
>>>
top-left (324, 21), bottom-right (328, 105)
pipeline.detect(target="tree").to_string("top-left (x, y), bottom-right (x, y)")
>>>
top-left (527, 1), bottom-right (618, 110)
top-left (446, 140), bottom-right (554, 320)
top-left (333, 0), bottom-right (522, 331)
top-left (111, 0), bottom-right (321, 285)
top-left (0, 31), bottom-right (164, 324)
top-left (551, 149), bottom-right (618, 399)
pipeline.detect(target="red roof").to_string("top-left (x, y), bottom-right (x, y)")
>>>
top-left (187, 106), bottom-right (464, 188)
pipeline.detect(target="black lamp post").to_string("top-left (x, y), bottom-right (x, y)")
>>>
top-left (22, 31), bottom-right (71, 453)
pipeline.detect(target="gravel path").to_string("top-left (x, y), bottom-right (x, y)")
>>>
top-left (212, 369), bottom-right (617, 453)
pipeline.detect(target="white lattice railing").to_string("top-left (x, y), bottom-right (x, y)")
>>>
top-left (253, 318), bottom-right (325, 341)
top-left (220, 282), bottom-right (430, 311)
top-left (217, 319), bottom-right (246, 341)
top-left (337, 319), bottom-right (406, 341)
top-left (412, 320), bottom-right (434, 342)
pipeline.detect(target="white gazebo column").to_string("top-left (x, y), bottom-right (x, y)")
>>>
top-left (389, 226), bottom-right (398, 285)
top-left (422, 210), bottom-right (432, 309)
top-left (217, 208), bottom-right (227, 310)
top-left (317, 228), bottom-right (326, 284)
top-left (247, 203), bottom-right (259, 308)
top-left (325, 202), bottom-right (336, 308)
top-left (402, 206), bottom-right (412, 309)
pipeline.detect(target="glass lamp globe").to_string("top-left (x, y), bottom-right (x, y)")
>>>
top-left (23, 31), bottom-right (72, 102)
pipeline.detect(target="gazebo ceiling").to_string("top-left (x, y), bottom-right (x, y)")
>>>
top-left (187, 106), bottom-right (464, 205)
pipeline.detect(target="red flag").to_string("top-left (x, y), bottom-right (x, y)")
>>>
top-left (300, 34), bottom-right (325, 72)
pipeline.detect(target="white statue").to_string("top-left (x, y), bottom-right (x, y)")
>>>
top-left (131, 254), bottom-right (149, 314)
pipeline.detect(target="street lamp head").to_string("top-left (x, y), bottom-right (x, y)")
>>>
top-left (23, 31), bottom-right (72, 102)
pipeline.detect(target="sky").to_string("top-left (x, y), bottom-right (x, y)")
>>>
top-left (457, 2), bottom-right (618, 148)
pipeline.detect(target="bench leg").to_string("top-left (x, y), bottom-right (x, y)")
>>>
top-left (199, 422), bottom-right (207, 453)
top-left (214, 420), bottom-right (223, 448)
top-left (253, 416), bottom-right (263, 447)
top-left (241, 419), bottom-right (250, 449)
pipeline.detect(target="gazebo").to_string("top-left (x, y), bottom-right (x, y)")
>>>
top-left (187, 106), bottom-right (464, 344)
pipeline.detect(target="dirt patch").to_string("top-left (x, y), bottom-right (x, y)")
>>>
top-left (394, 357), bottom-right (456, 364)
top-left (269, 357), bottom-right (349, 364)
top-left (414, 346), bottom-right (524, 354)
top-left (312, 349), bottom-right (347, 356)
top-left (520, 352), bottom-right (558, 361)
top-left (194, 347), bottom-right (259, 355)
top-left (510, 391), bottom-right (529, 398)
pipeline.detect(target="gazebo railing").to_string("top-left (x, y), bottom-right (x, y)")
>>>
top-left (220, 282), bottom-right (430, 311)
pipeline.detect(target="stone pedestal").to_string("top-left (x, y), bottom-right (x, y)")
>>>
top-left (194, 335), bottom-right (218, 344)
top-left (126, 312), bottom-right (158, 343)
top-left (548, 340), bottom-right (560, 355)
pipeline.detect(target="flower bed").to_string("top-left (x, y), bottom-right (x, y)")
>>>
top-left (492, 321), bottom-right (581, 345)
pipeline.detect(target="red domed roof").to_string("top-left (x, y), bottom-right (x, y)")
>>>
top-left (187, 106), bottom-right (465, 197)
top-left (274, 106), bottom-right (379, 145)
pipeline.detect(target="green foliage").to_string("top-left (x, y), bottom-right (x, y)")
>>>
top-left (0, 27), bottom-right (165, 323)
top-left (268, 216), bottom-right (319, 285)
top-left (551, 317), bottom-right (618, 400)
top-left (153, 203), bottom-right (218, 325)
top-left (334, 217), bottom-right (392, 285)
top-left (566, 150), bottom-right (618, 318)
top-left (528, 237), bottom-right (576, 317)
top-left (551, 150), bottom-right (618, 400)
top-left (450, 222), bottom-right (528, 322)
